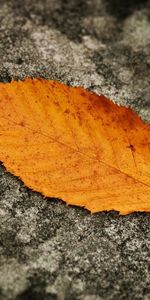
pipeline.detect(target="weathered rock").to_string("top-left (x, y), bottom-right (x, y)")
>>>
top-left (0, 1), bottom-right (150, 299)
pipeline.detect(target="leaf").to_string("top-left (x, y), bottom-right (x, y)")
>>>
top-left (0, 78), bottom-right (149, 214)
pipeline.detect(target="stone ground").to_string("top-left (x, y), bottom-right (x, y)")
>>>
top-left (0, 0), bottom-right (150, 299)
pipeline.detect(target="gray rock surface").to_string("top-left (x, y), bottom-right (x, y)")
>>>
top-left (0, 1), bottom-right (150, 299)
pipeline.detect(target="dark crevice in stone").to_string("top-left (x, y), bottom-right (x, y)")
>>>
top-left (104, 0), bottom-right (150, 20)
top-left (16, 57), bottom-right (24, 65)
top-left (0, 72), bottom-right (12, 82)
top-left (14, 271), bottom-right (57, 300)
top-left (0, 230), bottom-right (28, 263)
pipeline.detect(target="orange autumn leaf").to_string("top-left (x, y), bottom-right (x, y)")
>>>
top-left (0, 78), bottom-right (149, 214)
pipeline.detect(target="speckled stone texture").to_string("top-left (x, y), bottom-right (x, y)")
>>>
top-left (0, 1), bottom-right (150, 300)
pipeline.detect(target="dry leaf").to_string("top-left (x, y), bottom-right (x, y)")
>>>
top-left (0, 78), bottom-right (149, 214)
